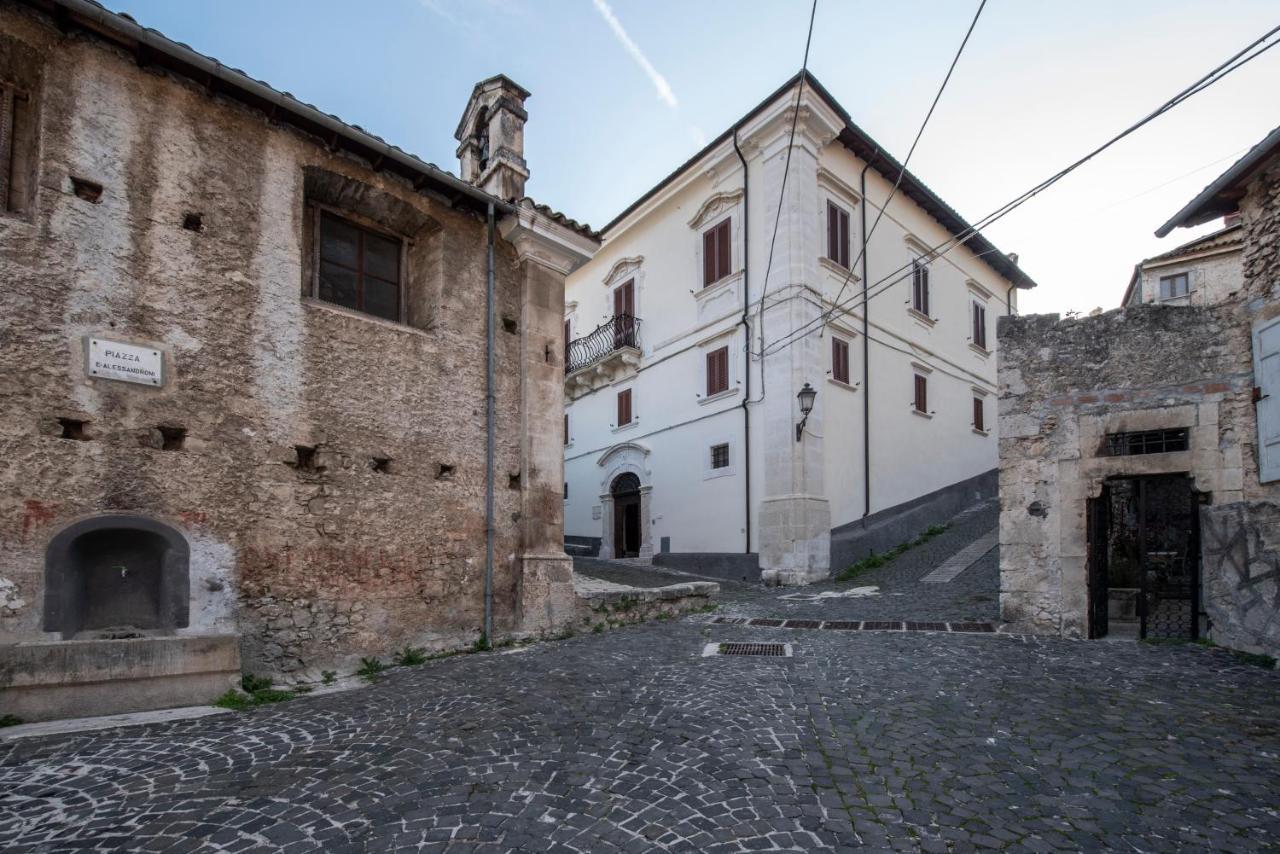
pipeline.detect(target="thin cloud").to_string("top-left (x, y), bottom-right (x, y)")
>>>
top-left (590, 0), bottom-right (678, 109)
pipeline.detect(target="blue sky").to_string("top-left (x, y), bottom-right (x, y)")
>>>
top-left (114, 0), bottom-right (1278, 314)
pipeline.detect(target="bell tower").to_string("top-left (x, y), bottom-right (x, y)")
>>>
top-left (455, 75), bottom-right (531, 201)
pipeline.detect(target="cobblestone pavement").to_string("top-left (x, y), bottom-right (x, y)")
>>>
top-left (2, 506), bottom-right (1278, 852)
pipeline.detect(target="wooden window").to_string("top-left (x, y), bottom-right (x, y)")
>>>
top-left (617, 389), bottom-right (633, 426)
top-left (911, 259), bottom-right (930, 316)
top-left (564, 319), bottom-right (572, 364)
top-left (914, 375), bottom-right (928, 414)
top-left (972, 302), bottom-right (987, 349)
top-left (564, 481), bottom-right (569, 500)
top-left (831, 337), bottom-right (850, 384)
top-left (973, 397), bottom-right (985, 432)
top-left (710, 443), bottom-right (730, 470)
top-left (826, 202), bottom-right (850, 268)
top-left (1254, 315), bottom-right (1279, 482)
top-left (318, 211), bottom-right (402, 321)
top-left (1159, 273), bottom-right (1190, 300)
top-left (706, 346), bottom-right (729, 396)
top-left (564, 413), bottom-right (569, 446)
top-left (702, 218), bottom-right (732, 287)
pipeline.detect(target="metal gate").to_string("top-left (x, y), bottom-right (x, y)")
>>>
top-left (1087, 474), bottom-right (1200, 640)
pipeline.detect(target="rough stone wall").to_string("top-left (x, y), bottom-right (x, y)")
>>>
top-left (0, 8), bottom-right (562, 679)
top-left (1237, 158), bottom-right (1280, 501)
top-left (997, 305), bottom-right (1253, 637)
top-left (1200, 501), bottom-right (1280, 656)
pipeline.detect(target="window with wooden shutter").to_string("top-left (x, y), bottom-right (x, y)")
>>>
top-left (706, 346), bottom-right (729, 396)
top-left (914, 375), bottom-right (928, 414)
top-left (912, 260), bottom-right (930, 316)
top-left (972, 302), bottom-right (987, 349)
top-left (831, 337), bottom-right (850, 385)
top-left (702, 219), bottom-right (731, 287)
top-left (1255, 315), bottom-right (1280, 482)
top-left (564, 413), bottom-right (569, 446)
top-left (973, 397), bottom-right (985, 432)
top-left (617, 389), bottom-right (633, 426)
top-left (827, 202), bottom-right (850, 268)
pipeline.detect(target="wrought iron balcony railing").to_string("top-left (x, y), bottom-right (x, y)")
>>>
top-left (566, 314), bottom-right (641, 375)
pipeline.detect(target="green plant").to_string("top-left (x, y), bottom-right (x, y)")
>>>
top-left (593, 623), bottom-right (605, 634)
top-left (357, 657), bottom-right (387, 682)
top-left (1231, 650), bottom-right (1276, 669)
top-left (394, 646), bottom-right (428, 667)
top-left (321, 670), bottom-right (337, 685)
top-left (0, 714), bottom-right (22, 728)
top-left (241, 673), bottom-right (273, 693)
top-left (835, 524), bottom-right (950, 582)
top-left (213, 690), bottom-right (251, 711)
top-left (472, 633), bottom-right (490, 653)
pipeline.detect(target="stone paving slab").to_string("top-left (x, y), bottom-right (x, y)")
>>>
top-left (1, 620), bottom-right (1276, 852)
top-left (920, 529), bottom-right (998, 583)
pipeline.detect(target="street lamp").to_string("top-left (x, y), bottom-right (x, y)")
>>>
top-left (795, 382), bottom-right (817, 442)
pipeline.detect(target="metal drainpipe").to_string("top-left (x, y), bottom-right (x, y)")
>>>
top-left (483, 201), bottom-right (496, 647)
top-left (733, 131), bottom-right (752, 555)
top-left (859, 153), bottom-right (878, 520)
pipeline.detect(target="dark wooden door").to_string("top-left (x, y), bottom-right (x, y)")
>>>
top-left (1087, 488), bottom-right (1110, 639)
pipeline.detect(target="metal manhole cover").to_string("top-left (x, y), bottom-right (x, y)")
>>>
top-left (905, 621), bottom-right (948, 632)
top-left (822, 621), bottom-right (861, 630)
top-left (703, 642), bottom-right (792, 658)
top-left (783, 619), bottom-right (821, 629)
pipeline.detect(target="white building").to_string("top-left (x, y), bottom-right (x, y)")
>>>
top-left (563, 73), bottom-right (1037, 585)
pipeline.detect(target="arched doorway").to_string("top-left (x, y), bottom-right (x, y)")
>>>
top-left (611, 472), bottom-right (642, 558)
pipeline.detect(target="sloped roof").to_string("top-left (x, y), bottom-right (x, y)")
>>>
top-left (602, 70), bottom-right (1037, 290)
top-left (1156, 124), bottom-right (1280, 236)
top-left (1141, 222), bottom-right (1243, 266)
top-left (23, 0), bottom-right (582, 228)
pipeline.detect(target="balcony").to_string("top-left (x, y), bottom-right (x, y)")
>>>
top-left (565, 314), bottom-right (642, 396)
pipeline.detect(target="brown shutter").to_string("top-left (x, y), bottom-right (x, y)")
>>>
top-left (564, 413), bottom-right (569, 445)
top-left (915, 375), bottom-right (927, 412)
top-left (973, 397), bottom-right (984, 431)
top-left (977, 305), bottom-right (987, 348)
top-left (706, 350), bottom-right (716, 396)
top-left (703, 228), bottom-right (716, 286)
top-left (839, 209), bottom-right (850, 267)
top-left (618, 389), bottom-right (632, 425)
top-left (832, 338), bottom-right (849, 384)
top-left (717, 219), bottom-right (731, 281)
top-left (827, 202), bottom-right (838, 263)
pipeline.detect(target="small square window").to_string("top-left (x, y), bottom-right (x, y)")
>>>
top-left (710, 443), bottom-right (730, 470)
top-left (1158, 273), bottom-right (1190, 300)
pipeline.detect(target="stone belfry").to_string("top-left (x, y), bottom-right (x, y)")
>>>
top-left (455, 75), bottom-right (531, 201)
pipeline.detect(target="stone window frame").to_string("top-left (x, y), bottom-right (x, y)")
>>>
top-left (1158, 271), bottom-right (1192, 302)
top-left (0, 41), bottom-right (42, 220)
top-left (704, 438), bottom-right (736, 480)
top-left (697, 329), bottom-right (739, 406)
top-left (306, 201), bottom-right (412, 326)
top-left (911, 361), bottom-right (933, 418)
top-left (688, 190), bottom-right (744, 298)
top-left (967, 282), bottom-right (991, 356)
top-left (817, 167), bottom-right (861, 280)
top-left (971, 386), bottom-right (990, 436)
top-left (904, 235), bottom-right (935, 327)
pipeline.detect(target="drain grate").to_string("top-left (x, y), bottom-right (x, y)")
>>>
top-left (783, 619), bottom-right (822, 629)
top-left (861, 621), bottom-right (904, 631)
top-left (905, 621), bottom-right (948, 632)
top-left (716, 642), bottom-right (790, 657)
top-left (950, 622), bottom-right (995, 633)
top-left (748, 618), bottom-right (785, 627)
top-left (712, 616), bottom-right (748, 625)
top-left (822, 621), bottom-right (861, 630)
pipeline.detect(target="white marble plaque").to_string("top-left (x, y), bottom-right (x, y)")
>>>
top-left (86, 338), bottom-right (164, 387)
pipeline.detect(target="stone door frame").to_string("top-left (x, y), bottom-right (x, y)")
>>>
top-left (597, 442), bottom-right (653, 559)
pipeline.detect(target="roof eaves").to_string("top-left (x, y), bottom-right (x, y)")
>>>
top-left (1155, 124), bottom-right (1280, 237)
top-left (601, 70), bottom-right (1037, 289)
top-left (35, 0), bottom-right (514, 217)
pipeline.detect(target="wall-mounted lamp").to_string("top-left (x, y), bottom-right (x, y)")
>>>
top-left (795, 382), bottom-right (817, 442)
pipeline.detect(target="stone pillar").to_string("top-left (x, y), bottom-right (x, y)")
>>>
top-left (741, 87), bottom-right (841, 585)
top-left (498, 202), bottom-right (598, 634)
top-left (598, 494), bottom-right (615, 559)
top-left (638, 485), bottom-right (654, 559)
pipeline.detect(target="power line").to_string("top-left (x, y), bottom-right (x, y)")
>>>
top-left (763, 22), bottom-right (1280, 357)
top-left (817, 0), bottom-right (987, 342)
top-left (752, 0), bottom-right (819, 378)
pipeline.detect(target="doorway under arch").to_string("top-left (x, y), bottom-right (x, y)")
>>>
top-left (611, 472), bottom-right (643, 558)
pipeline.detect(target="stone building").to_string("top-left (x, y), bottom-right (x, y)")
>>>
top-left (1120, 217), bottom-right (1243, 308)
top-left (563, 72), bottom-right (1035, 585)
top-left (0, 0), bottom-right (596, 720)
top-left (998, 125), bottom-right (1279, 655)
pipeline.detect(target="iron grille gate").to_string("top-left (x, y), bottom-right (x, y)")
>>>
top-left (1088, 475), bottom-right (1200, 640)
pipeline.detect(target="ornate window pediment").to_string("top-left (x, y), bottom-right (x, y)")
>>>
top-left (687, 189), bottom-right (744, 231)
top-left (603, 256), bottom-right (644, 289)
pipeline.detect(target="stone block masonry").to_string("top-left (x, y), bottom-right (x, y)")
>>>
top-left (0, 0), bottom-right (595, 716)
